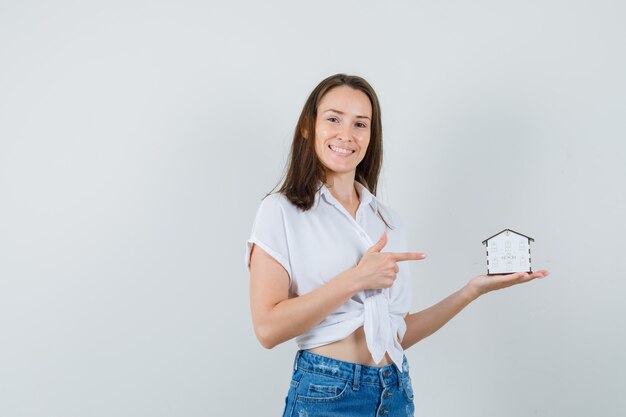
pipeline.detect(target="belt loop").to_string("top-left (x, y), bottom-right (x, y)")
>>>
top-left (294, 350), bottom-right (302, 371)
top-left (352, 364), bottom-right (361, 391)
top-left (397, 364), bottom-right (402, 390)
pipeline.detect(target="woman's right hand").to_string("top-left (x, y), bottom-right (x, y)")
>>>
top-left (352, 231), bottom-right (426, 291)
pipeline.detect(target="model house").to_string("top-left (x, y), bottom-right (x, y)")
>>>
top-left (482, 229), bottom-right (534, 275)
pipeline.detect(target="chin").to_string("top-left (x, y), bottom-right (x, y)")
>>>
top-left (324, 166), bottom-right (357, 176)
top-left (319, 156), bottom-right (362, 176)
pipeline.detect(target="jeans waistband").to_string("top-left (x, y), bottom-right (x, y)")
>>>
top-left (293, 350), bottom-right (408, 388)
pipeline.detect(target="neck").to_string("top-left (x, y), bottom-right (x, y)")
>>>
top-left (325, 173), bottom-right (359, 206)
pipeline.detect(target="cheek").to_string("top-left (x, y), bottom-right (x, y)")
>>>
top-left (316, 126), bottom-right (332, 139)
top-left (315, 128), bottom-right (332, 150)
top-left (357, 138), bottom-right (370, 161)
top-left (314, 139), bottom-right (328, 160)
top-left (359, 136), bottom-right (371, 152)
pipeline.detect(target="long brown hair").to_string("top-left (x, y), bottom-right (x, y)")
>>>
top-left (271, 73), bottom-right (392, 228)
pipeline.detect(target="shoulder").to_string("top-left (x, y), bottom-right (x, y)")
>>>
top-left (259, 191), bottom-right (295, 210)
top-left (373, 198), bottom-right (405, 230)
top-left (254, 192), bottom-right (299, 220)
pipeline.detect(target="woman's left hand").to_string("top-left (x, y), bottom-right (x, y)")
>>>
top-left (467, 269), bottom-right (550, 299)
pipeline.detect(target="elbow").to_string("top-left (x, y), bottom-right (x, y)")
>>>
top-left (255, 324), bottom-right (279, 350)
top-left (258, 335), bottom-right (278, 350)
top-left (260, 340), bottom-right (277, 350)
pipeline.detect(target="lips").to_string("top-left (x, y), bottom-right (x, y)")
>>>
top-left (328, 144), bottom-right (355, 155)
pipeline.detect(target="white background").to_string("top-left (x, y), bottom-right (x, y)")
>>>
top-left (1, 1), bottom-right (625, 416)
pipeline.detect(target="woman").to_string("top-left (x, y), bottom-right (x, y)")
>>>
top-left (245, 74), bottom-right (548, 417)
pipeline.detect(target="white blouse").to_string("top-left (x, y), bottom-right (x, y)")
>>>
top-left (245, 180), bottom-right (412, 372)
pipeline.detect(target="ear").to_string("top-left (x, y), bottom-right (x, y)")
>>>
top-left (300, 117), bottom-right (310, 139)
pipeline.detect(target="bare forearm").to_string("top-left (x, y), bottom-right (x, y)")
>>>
top-left (400, 269), bottom-right (550, 350)
top-left (401, 285), bottom-right (479, 350)
top-left (259, 270), bottom-right (359, 349)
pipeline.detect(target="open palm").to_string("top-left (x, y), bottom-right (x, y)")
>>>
top-left (469, 270), bottom-right (550, 297)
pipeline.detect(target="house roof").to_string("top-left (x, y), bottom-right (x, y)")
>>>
top-left (482, 228), bottom-right (534, 244)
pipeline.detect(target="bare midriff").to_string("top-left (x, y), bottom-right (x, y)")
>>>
top-left (306, 326), bottom-right (394, 367)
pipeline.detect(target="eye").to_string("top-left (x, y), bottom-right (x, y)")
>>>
top-left (356, 122), bottom-right (368, 128)
top-left (327, 117), bottom-right (339, 123)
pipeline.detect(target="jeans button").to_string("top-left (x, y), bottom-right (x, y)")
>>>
top-left (383, 370), bottom-right (390, 378)
top-left (383, 390), bottom-right (392, 398)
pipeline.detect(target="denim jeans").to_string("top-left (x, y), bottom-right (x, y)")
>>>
top-left (282, 350), bottom-right (415, 417)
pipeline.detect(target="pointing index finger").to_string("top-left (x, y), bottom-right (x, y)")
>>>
top-left (390, 252), bottom-right (427, 262)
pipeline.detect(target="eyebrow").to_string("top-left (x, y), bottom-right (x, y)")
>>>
top-left (322, 108), bottom-right (371, 120)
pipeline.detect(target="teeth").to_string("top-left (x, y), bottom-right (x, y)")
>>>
top-left (330, 145), bottom-right (353, 154)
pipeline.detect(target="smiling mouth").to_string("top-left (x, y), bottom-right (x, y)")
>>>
top-left (329, 144), bottom-right (355, 154)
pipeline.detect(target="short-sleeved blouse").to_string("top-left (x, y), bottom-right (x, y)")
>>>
top-left (245, 180), bottom-right (412, 372)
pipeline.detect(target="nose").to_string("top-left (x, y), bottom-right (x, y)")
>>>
top-left (337, 123), bottom-right (353, 141)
